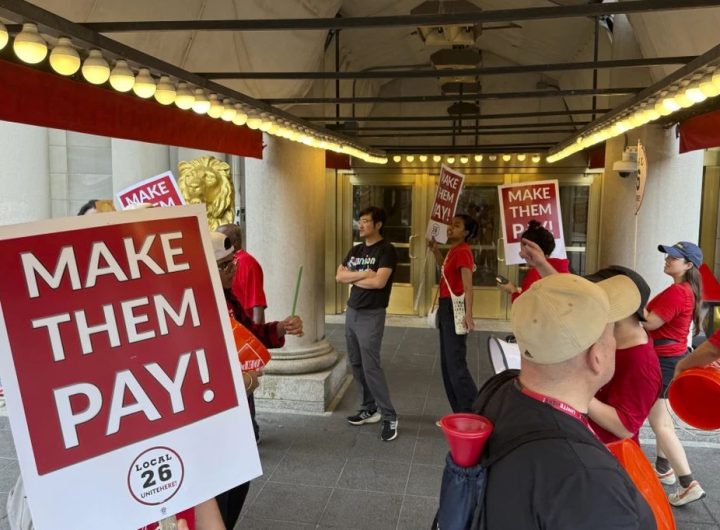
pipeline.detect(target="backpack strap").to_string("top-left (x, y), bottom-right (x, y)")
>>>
top-left (471, 369), bottom-right (519, 414)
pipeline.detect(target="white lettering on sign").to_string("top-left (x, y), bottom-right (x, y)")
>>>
top-left (53, 349), bottom-right (210, 449)
top-left (508, 187), bottom-right (551, 202)
top-left (512, 220), bottom-right (554, 238)
top-left (440, 173), bottom-right (460, 190)
top-left (122, 182), bottom-right (171, 206)
top-left (508, 203), bottom-right (552, 217)
top-left (21, 232), bottom-right (188, 298)
top-left (30, 288), bottom-right (200, 362)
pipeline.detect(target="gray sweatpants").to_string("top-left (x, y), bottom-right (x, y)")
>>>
top-left (345, 306), bottom-right (397, 421)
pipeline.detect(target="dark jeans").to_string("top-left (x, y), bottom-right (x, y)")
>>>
top-left (216, 481), bottom-right (250, 529)
top-left (438, 297), bottom-right (478, 413)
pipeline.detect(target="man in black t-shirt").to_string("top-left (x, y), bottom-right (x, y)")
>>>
top-left (475, 274), bottom-right (657, 529)
top-left (336, 206), bottom-right (399, 441)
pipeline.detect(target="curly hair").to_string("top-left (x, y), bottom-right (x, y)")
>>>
top-left (178, 156), bottom-right (234, 230)
top-left (521, 219), bottom-right (555, 256)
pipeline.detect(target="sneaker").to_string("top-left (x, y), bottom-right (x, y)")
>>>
top-left (347, 409), bottom-right (381, 425)
top-left (669, 481), bottom-right (706, 506)
top-left (381, 420), bottom-right (398, 442)
top-left (655, 467), bottom-right (677, 486)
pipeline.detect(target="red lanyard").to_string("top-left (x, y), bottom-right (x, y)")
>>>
top-left (518, 382), bottom-right (599, 439)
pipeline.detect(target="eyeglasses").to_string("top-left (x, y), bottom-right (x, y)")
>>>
top-left (217, 259), bottom-right (235, 272)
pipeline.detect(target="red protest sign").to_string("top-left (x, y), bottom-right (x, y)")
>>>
top-left (498, 180), bottom-right (566, 265)
top-left (117, 171), bottom-right (185, 209)
top-left (0, 216), bottom-right (237, 475)
top-left (426, 165), bottom-right (465, 243)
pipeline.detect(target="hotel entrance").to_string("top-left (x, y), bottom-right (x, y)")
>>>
top-left (326, 166), bottom-right (599, 320)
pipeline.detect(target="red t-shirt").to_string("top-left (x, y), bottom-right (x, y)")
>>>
top-left (231, 249), bottom-right (267, 321)
top-left (440, 243), bottom-right (474, 298)
top-left (647, 282), bottom-right (694, 357)
top-left (590, 341), bottom-right (662, 444)
top-left (511, 258), bottom-right (570, 303)
top-left (140, 509), bottom-right (194, 530)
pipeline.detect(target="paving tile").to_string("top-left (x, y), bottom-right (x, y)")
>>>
top-left (244, 481), bottom-right (332, 524)
top-left (406, 463), bottom-right (443, 497)
top-left (236, 515), bottom-right (315, 529)
top-left (412, 435), bottom-right (450, 466)
top-left (350, 430), bottom-right (416, 463)
top-left (0, 432), bottom-right (16, 459)
top-left (320, 489), bottom-right (402, 530)
top-left (397, 495), bottom-right (439, 530)
top-left (289, 428), bottom-right (358, 458)
top-left (0, 461), bottom-right (19, 494)
top-left (336, 457), bottom-right (410, 494)
top-left (268, 452), bottom-right (346, 487)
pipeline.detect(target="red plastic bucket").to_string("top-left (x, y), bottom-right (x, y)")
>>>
top-left (439, 413), bottom-right (494, 467)
top-left (668, 366), bottom-right (720, 430)
top-left (607, 439), bottom-right (675, 530)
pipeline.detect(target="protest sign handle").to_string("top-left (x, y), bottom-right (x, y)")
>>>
top-left (291, 265), bottom-right (303, 316)
top-left (496, 237), bottom-right (505, 262)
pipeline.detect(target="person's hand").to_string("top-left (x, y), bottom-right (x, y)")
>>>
top-left (519, 238), bottom-right (548, 268)
top-left (498, 281), bottom-right (517, 294)
top-left (280, 315), bottom-right (304, 337)
top-left (427, 237), bottom-right (438, 252)
top-left (464, 313), bottom-right (475, 332)
top-left (243, 370), bottom-right (262, 394)
top-left (177, 519), bottom-right (190, 530)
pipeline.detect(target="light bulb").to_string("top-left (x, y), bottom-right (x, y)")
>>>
top-left (656, 100), bottom-right (672, 117)
top-left (502, 154), bottom-right (512, 162)
top-left (246, 114), bottom-right (263, 130)
top-left (488, 155), bottom-right (497, 161)
top-left (49, 37), bottom-right (80, 75)
top-left (81, 50), bottom-right (110, 85)
top-left (13, 23), bottom-right (47, 64)
top-left (446, 156), bottom-right (455, 164)
top-left (192, 89), bottom-right (210, 114)
top-left (232, 105), bottom-right (248, 126)
top-left (174, 83), bottom-right (195, 110)
top-left (675, 92), bottom-right (694, 108)
top-left (532, 155), bottom-right (541, 163)
top-left (154, 76), bottom-right (176, 105)
top-left (700, 76), bottom-right (720, 98)
top-left (259, 115), bottom-right (273, 132)
top-left (109, 60), bottom-right (134, 92)
top-left (406, 155), bottom-right (415, 162)
top-left (419, 155), bottom-right (428, 162)
top-left (207, 94), bottom-right (224, 118)
top-left (662, 96), bottom-right (681, 113)
top-left (460, 156), bottom-right (469, 164)
top-left (392, 155), bottom-right (401, 163)
top-left (685, 82), bottom-right (707, 104)
top-left (221, 99), bottom-right (236, 121)
top-left (132, 68), bottom-right (156, 98)
top-left (0, 22), bottom-right (8, 51)
top-left (474, 154), bottom-right (483, 162)
top-left (517, 154), bottom-right (526, 162)
top-left (433, 155), bottom-right (442, 163)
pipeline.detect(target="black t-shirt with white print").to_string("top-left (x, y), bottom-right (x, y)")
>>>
top-left (344, 238), bottom-right (397, 310)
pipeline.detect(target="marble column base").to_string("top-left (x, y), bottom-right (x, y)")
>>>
top-left (254, 340), bottom-right (349, 413)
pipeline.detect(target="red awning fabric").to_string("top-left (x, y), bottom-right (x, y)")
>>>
top-left (679, 109), bottom-right (720, 154)
top-left (0, 59), bottom-right (263, 159)
top-left (325, 151), bottom-right (351, 169)
top-left (587, 143), bottom-right (606, 169)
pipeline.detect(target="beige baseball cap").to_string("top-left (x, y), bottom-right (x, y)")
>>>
top-left (511, 274), bottom-right (640, 364)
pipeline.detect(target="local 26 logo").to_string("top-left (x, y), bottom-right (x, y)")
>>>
top-left (127, 447), bottom-right (184, 505)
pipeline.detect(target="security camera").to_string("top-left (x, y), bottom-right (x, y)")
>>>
top-left (612, 146), bottom-right (638, 178)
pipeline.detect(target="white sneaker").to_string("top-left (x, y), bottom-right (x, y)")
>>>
top-left (669, 481), bottom-right (706, 507)
top-left (655, 467), bottom-right (676, 486)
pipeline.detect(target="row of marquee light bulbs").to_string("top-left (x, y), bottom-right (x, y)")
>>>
top-left (549, 67), bottom-right (720, 163)
top-left (0, 22), bottom-right (388, 164)
top-left (392, 153), bottom-right (543, 164)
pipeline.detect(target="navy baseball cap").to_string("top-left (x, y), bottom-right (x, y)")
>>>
top-left (658, 241), bottom-right (703, 268)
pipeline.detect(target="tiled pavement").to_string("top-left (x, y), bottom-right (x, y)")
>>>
top-left (1, 323), bottom-right (720, 529)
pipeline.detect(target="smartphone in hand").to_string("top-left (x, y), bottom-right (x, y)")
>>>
top-left (495, 274), bottom-right (510, 285)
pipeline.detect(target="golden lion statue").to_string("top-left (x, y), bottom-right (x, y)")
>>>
top-left (178, 156), bottom-right (234, 230)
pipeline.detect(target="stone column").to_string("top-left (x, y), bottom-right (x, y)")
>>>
top-left (111, 139), bottom-right (170, 193)
top-left (599, 124), bottom-right (704, 295)
top-left (0, 121), bottom-right (50, 225)
top-left (245, 136), bottom-right (346, 412)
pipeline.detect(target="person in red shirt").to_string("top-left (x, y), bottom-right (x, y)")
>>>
top-left (498, 220), bottom-right (570, 302)
top-left (675, 328), bottom-right (720, 374)
top-left (428, 214), bottom-right (479, 413)
top-left (643, 241), bottom-right (705, 506)
top-left (584, 266), bottom-right (662, 444)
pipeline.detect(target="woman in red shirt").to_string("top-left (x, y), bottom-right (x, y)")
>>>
top-left (644, 241), bottom-right (705, 506)
top-left (498, 220), bottom-right (570, 302)
top-left (428, 214), bottom-right (479, 413)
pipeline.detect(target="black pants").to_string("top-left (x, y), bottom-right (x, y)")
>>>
top-left (216, 481), bottom-right (250, 529)
top-left (438, 297), bottom-right (478, 413)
